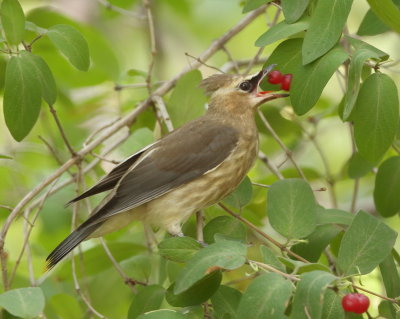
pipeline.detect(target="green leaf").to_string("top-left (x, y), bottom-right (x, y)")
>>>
top-left (0, 0), bottom-right (25, 45)
top-left (379, 253), bottom-right (400, 299)
top-left (242, 0), bottom-right (272, 13)
top-left (337, 210), bottom-right (397, 275)
top-left (292, 224), bottom-right (342, 262)
top-left (47, 24), bottom-right (90, 71)
top-left (166, 270), bottom-right (222, 307)
top-left (302, 0), bottom-right (353, 64)
top-left (20, 51), bottom-right (57, 105)
top-left (366, 0), bottom-right (400, 34)
top-left (211, 285), bottom-right (242, 319)
top-left (127, 69), bottom-right (147, 78)
top-left (137, 310), bottom-right (187, 319)
top-left (321, 290), bottom-right (345, 319)
top-left (174, 239), bottom-right (247, 294)
top-left (352, 73), bottom-right (399, 163)
top-left (56, 242), bottom-right (147, 278)
top-left (357, 10), bottom-right (390, 36)
top-left (260, 245), bottom-right (285, 272)
top-left (347, 153), bottom-right (374, 179)
top-left (203, 216), bottom-right (246, 244)
top-left (128, 285), bottom-right (165, 319)
top-left (47, 294), bottom-right (82, 319)
top-left (278, 257), bottom-right (330, 274)
top-left (222, 176), bottom-right (253, 209)
top-left (267, 179), bottom-right (317, 239)
top-left (24, 21), bottom-right (47, 34)
top-left (379, 300), bottom-right (397, 319)
top-left (291, 46), bottom-right (348, 115)
top-left (345, 36), bottom-right (389, 60)
top-left (374, 157), bottom-right (400, 217)
top-left (317, 208), bottom-right (353, 226)
top-left (342, 49), bottom-right (379, 120)
top-left (236, 273), bottom-right (292, 319)
top-left (281, 0), bottom-right (309, 23)
top-left (291, 271), bottom-right (336, 319)
top-left (0, 154), bottom-right (12, 159)
top-left (0, 287), bottom-right (45, 319)
top-left (3, 55), bottom-right (42, 141)
top-left (255, 19), bottom-right (309, 47)
top-left (167, 70), bottom-right (207, 127)
top-left (158, 236), bottom-right (203, 263)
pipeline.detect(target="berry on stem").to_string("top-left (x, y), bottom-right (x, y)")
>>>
top-left (280, 74), bottom-right (293, 91)
top-left (267, 70), bottom-right (283, 84)
top-left (342, 293), bottom-right (370, 314)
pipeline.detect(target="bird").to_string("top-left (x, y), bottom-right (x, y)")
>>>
top-left (46, 65), bottom-right (288, 269)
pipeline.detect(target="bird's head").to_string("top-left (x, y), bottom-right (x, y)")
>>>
top-left (200, 65), bottom-right (288, 115)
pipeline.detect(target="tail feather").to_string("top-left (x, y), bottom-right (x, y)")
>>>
top-left (46, 223), bottom-right (101, 270)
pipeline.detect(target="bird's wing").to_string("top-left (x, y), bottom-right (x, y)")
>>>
top-left (66, 142), bottom-right (157, 205)
top-left (83, 119), bottom-right (239, 226)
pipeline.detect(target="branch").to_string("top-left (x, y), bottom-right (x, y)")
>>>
top-left (257, 110), bottom-right (307, 180)
top-left (48, 104), bottom-right (76, 156)
top-left (218, 203), bottom-right (308, 263)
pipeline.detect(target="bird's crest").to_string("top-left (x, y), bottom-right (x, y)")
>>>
top-left (199, 73), bottom-right (235, 95)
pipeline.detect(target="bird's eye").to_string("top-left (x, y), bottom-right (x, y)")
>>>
top-left (239, 81), bottom-right (252, 92)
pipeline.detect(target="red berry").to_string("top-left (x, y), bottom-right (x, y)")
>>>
top-left (342, 293), bottom-right (369, 314)
top-left (353, 294), bottom-right (370, 314)
top-left (280, 74), bottom-right (293, 91)
top-left (267, 70), bottom-right (283, 84)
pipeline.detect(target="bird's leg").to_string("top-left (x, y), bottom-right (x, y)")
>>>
top-left (168, 223), bottom-right (184, 237)
top-left (168, 223), bottom-right (207, 246)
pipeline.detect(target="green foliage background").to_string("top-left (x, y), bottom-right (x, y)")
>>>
top-left (0, 0), bottom-right (400, 318)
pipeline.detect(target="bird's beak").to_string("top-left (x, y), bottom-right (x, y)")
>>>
top-left (249, 65), bottom-right (289, 104)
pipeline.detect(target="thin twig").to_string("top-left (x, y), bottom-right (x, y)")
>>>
top-left (152, 96), bottom-right (174, 132)
top-left (252, 182), bottom-right (271, 188)
top-left (184, 52), bottom-right (224, 73)
top-left (48, 104), bottom-right (76, 156)
top-left (221, 46), bottom-right (239, 74)
top-left (348, 123), bottom-right (359, 213)
top-left (96, 0), bottom-right (144, 18)
top-left (218, 203), bottom-right (308, 263)
top-left (221, 56), bottom-right (267, 73)
top-left (243, 47), bottom-right (264, 75)
top-left (143, 0), bottom-right (157, 95)
top-left (257, 110), bottom-right (307, 180)
top-left (114, 82), bottom-right (164, 91)
top-left (258, 151), bottom-right (284, 180)
top-left (9, 179), bottom-right (60, 286)
top-left (302, 124), bottom-right (337, 208)
top-left (39, 136), bottom-right (74, 177)
top-left (250, 260), bottom-right (299, 281)
top-left (352, 284), bottom-right (399, 304)
top-left (0, 5), bottom-right (268, 289)
top-left (71, 165), bottom-right (106, 319)
top-left (100, 239), bottom-right (144, 291)
top-left (90, 152), bottom-right (120, 165)
top-left (0, 205), bottom-right (13, 211)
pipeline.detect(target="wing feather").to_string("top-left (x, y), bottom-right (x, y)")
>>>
top-left (83, 118), bottom-right (239, 226)
top-left (66, 142), bottom-right (156, 205)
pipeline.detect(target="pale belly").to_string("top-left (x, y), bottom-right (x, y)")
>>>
top-left (90, 138), bottom-right (258, 237)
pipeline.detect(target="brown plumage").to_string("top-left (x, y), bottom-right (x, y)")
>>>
top-left (46, 66), bottom-right (288, 269)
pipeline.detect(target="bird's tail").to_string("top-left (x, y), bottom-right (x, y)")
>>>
top-left (45, 222), bottom-right (101, 270)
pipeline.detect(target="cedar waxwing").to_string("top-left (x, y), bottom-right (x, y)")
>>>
top-left (46, 66), bottom-right (288, 269)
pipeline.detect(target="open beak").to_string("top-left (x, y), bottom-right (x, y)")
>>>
top-left (249, 65), bottom-right (289, 103)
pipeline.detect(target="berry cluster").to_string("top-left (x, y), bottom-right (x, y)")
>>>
top-left (267, 70), bottom-right (293, 91)
top-left (342, 293), bottom-right (370, 314)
